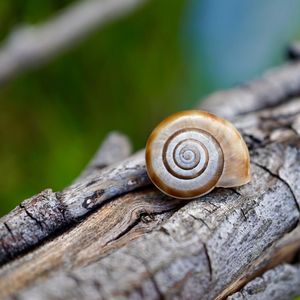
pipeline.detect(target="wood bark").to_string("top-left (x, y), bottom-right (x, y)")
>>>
top-left (229, 264), bottom-right (300, 300)
top-left (1, 60), bottom-right (300, 299)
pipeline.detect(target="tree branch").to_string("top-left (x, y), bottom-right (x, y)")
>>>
top-left (2, 60), bottom-right (300, 267)
top-left (0, 131), bottom-right (135, 265)
top-left (228, 264), bottom-right (300, 300)
top-left (1, 61), bottom-right (300, 299)
top-left (200, 61), bottom-right (300, 120)
top-left (0, 0), bottom-right (148, 84)
top-left (75, 131), bottom-right (132, 181)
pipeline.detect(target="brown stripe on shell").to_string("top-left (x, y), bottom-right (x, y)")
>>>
top-left (162, 128), bottom-right (210, 180)
top-left (145, 110), bottom-right (250, 199)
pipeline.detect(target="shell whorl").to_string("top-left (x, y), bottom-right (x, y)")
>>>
top-left (146, 110), bottom-right (251, 199)
top-left (162, 127), bottom-right (224, 184)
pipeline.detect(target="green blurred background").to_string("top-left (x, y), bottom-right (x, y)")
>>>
top-left (1, 0), bottom-right (300, 216)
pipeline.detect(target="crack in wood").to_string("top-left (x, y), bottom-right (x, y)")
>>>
top-left (85, 179), bottom-right (99, 188)
top-left (130, 254), bottom-right (165, 300)
top-left (145, 267), bottom-right (165, 300)
top-left (140, 213), bottom-right (155, 224)
top-left (240, 208), bottom-right (247, 221)
top-left (207, 201), bottom-right (220, 210)
top-left (158, 227), bottom-right (170, 236)
top-left (106, 206), bottom-right (182, 246)
top-left (203, 242), bottom-right (213, 281)
top-left (54, 192), bottom-right (69, 222)
top-left (3, 222), bottom-right (16, 242)
top-left (188, 213), bottom-right (211, 230)
top-left (107, 218), bottom-right (141, 245)
top-left (19, 204), bottom-right (45, 231)
top-left (252, 162), bottom-right (300, 216)
top-left (67, 273), bottom-right (85, 298)
top-left (1, 62), bottom-right (300, 299)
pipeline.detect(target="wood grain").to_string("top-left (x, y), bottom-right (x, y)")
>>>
top-left (1, 63), bottom-right (300, 300)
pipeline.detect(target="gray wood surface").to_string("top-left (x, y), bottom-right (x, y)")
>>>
top-left (0, 62), bottom-right (300, 300)
top-left (229, 264), bottom-right (300, 300)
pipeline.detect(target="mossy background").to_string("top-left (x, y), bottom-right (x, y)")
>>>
top-left (1, 0), bottom-right (300, 219)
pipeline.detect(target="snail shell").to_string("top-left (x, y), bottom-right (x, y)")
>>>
top-left (145, 110), bottom-right (250, 199)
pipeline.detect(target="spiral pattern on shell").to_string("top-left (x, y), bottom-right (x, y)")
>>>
top-left (163, 128), bottom-right (223, 181)
top-left (145, 110), bottom-right (251, 199)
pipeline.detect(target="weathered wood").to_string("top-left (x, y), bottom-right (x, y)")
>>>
top-left (61, 150), bottom-right (150, 219)
top-left (200, 61), bottom-right (300, 120)
top-left (0, 131), bottom-right (135, 265)
top-left (1, 63), bottom-right (300, 300)
top-left (228, 264), bottom-right (300, 300)
top-left (2, 62), bottom-right (300, 268)
top-left (0, 189), bottom-right (182, 299)
top-left (75, 131), bottom-right (132, 181)
top-left (0, 189), bottom-right (68, 266)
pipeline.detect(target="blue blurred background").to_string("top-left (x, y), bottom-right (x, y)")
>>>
top-left (1, 0), bottom-right (300, 215)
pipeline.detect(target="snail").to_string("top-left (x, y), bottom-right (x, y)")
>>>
top-left (145, 110), bottom-right (250, 199)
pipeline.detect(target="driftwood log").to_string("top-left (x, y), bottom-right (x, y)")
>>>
top-left (1, 57), bottom-right (300, 300)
